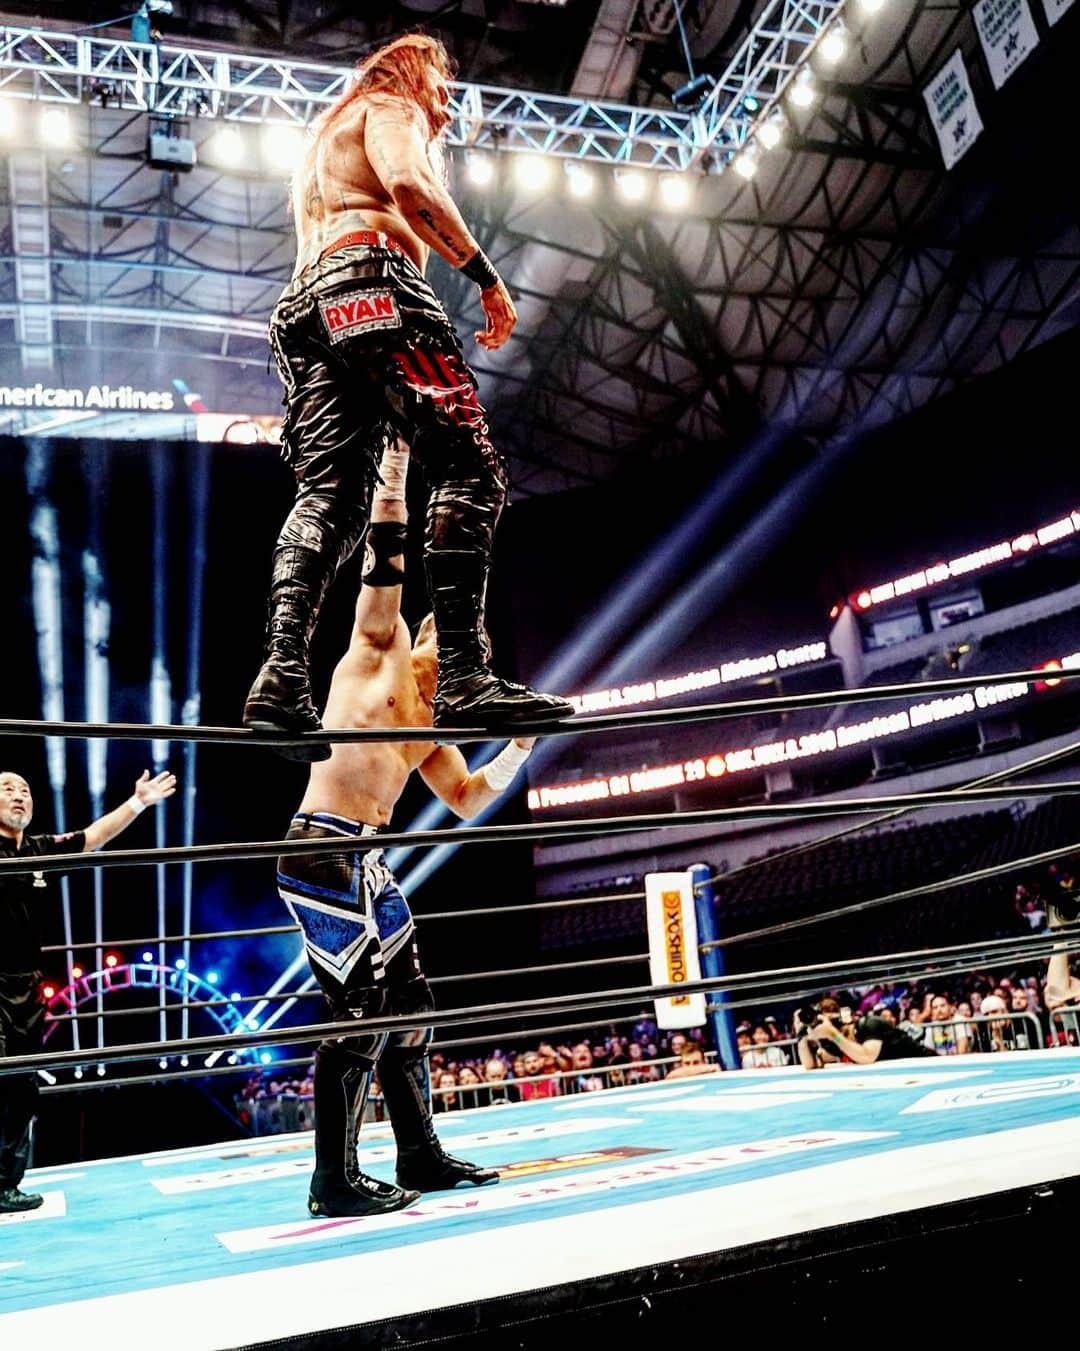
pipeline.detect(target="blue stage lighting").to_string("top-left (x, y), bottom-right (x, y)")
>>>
top-left (175, 958), bottom-right (187, 970)
top-left (142, 950), bottom-right (153, 963)
top-left (260, 1052), bottom-right (272, 1065)
top-left (207, 971), bottom-right (219, 984)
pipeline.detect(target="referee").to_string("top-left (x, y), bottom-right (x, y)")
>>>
top-left (0, 767), bottom-right (174, 1212)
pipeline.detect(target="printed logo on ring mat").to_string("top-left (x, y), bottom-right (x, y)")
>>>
top-left (320, 289), bottom-right (401, 342)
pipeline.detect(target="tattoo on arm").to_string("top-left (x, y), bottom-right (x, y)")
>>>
top-left (417, 207), bottom-right (469, 261)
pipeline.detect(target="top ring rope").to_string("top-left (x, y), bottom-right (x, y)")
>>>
top-left (0, 666), bottom-right (1073, 747)
top-left (2, 780), bottom-right (1078, 878)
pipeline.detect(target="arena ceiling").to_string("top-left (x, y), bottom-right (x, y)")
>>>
top-left (0, 0), bottom-right (1076, 494)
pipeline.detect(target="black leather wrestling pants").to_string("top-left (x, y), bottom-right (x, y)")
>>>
top-left (267, 244), bottom-right (509, 605)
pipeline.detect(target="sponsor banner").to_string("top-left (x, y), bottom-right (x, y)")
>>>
top-left (495, 1147), bottom-right (663, 1182)
top-left (216, 1132), bottom-right (889, 1253)
top-left (973, 0), bottom-right (1039, 88)
top-left (923, 49), bottom-right (984, 169)
top-left (153, 1118), bottom-right (642, 1194)
top-left (724, 1071), bottom-right (989, 1094)
top-left (901, 1072), bottom-right (1080, 1114)
top-left (0, 382), bottom-right (175, 411)
top-left (0, 1191), bottom-right (65, 1227)
top-left (1042, 0), bottom-right (1075, 23)
top-left (636, 1092), bottom-right (834, 1112)
top-left (645, 872), bottom-right (706, 1029)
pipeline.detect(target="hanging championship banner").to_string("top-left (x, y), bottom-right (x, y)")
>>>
top-left (1042, 0), bottom-right (1075, 23)
top-left (645, 871), bottom-right (707, 1030)
top-left (923, 49), bottom-right (984, 170)
top-left (973, 0), bottom-right (1039, 88)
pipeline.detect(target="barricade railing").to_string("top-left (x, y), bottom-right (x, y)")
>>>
top-left (739, 1034), bottom-right (798, 1068)
top-left (1048, 1006), bottom-right (1080, 1046)
top-left (919, 1012), bottom-right (1044, 1053)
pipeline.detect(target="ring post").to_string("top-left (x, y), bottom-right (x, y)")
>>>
top-left (691, 864), bottom-right (738, 1070)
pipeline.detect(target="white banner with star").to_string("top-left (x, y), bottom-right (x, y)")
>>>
top-left (974, 0), bottom-right (1039, 88)
top-left (923, 49), bottom-right (984, 170)
top-left (1042, 0), bottom-right (1075, 24)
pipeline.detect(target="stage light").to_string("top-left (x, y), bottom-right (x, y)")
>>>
top-left (0, 99), bottom-right (15, 139)
top-left (829, 602), bottom-right (842, 620)
top-left (246, 1017), bottom-right (260, 1030)
top-left (658, 173), bottom-right (693, 210)
top-left (104, 952), bottom-right (119, 969)
top-left (818, 20), bottom-right (848, 64)
top-left (97, 1065), bottom-right (106, 1077)
top-left (42, 984), bottom-right (56, 999)
top-left (262, 122), bottom-right (305, 171)
top-left (40, 107), bottom-right (72, 147)
top-left (856, 590), bottom-right (872, 610)
top-left (207, 971), bottom-right (219, 984)
top-left (231, 991), bottom-right (242, 1001)
top-left (227, 1054), bottom-right (238, 1065)
top-left (743, 95), bottom-right (759, 112)
top-left (209, 125), bottom-right (245, 169)
top-left (74, 1068), bottom-right (83, 1080)
top-left (175, 958), bottom-right (187, 970)
top-left (180, 1056), bottom-right (189, 1067)
top-left (615, 169), bottom-right (648, 202)
top-left (260, 1052), bottom-right (273, 1065)
top-left (159, 1057), bottom-right (168, 1069)
top-left (758, 110), bottom-right (786, 150)
top-left (466, 152), bottom-right (494, 186)
top-left (789, 68), bottom-right (817, 109)
top-left (733, 145), bottom-right (758, 179)
top-left (142, 950), bottom-right (154, 963)
top-left (859, 0), bottom-right (886, 13)
top-left (565, 163), bottom-right (594, 199)
top-left (70, 965), bottom-right (83, 980)
top-left (672, 73), bottom-right (714, 111)
top-left (513, 153), bottom-right (552, 190)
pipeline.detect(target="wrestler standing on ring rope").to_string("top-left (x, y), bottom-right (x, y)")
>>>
top-left (244, 32), bottom-right (573, 759)
top-left (278, 437), bottom-right (534, 1218)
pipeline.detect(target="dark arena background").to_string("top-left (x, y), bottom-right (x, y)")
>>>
top-left (0, 1), bottom-right (1078, 1345)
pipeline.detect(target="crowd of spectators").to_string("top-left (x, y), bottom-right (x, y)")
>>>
top-left (233, 864), bottom-right (1078, 1125)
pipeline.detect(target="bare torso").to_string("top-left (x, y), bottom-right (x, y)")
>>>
top-left (292, 99), bottom-right (432, 277)
top-left (298, 619), bottom-right (435, 826)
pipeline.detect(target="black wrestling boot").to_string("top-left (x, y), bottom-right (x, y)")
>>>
top-left (308, 1047), bottom-right (420, 1218)
top-left (427, 546), bottom-right (573, 729)
top-left (243, 545), bottom-right (334, 762)
top-left (308, 1173), bottom-right (419, 1219)
top-left (379, 1044), bottom-right (500, 1193)
top-left (0, 1186), bottom-right (43, 1213)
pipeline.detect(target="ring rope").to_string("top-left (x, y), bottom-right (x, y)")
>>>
top-left (49, 738), bottom-right (1078, 955)
top-left (46, 988), bottom-right (326, 1024)
top-left (701, 836), bottom-right (1080, 951)
top-left (696, 732), bottom-right (1080, 894)
top-left (6, 781), bottom-right (1078, 879)
top-left (48, 953), bottom-right (651, 1024)
top-left (6, 929), bottom-right (1078, 1078)
top-left (39, 1056), bottom-right (319, 1096)
top-left (0, 666), bottom-right (1073, 747)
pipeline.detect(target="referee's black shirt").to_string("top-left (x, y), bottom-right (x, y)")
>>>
top-left (0, 832), bottom-right (86, 975)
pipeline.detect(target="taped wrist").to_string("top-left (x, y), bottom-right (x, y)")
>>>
top-left (362, 521), bottom-right (407, 587)
top-left (460, 248), bottom-right (499, 290)
top-left (481, 741), bottom-right (531, 792)
top-left (376, 442), bottom-right (409, 504)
